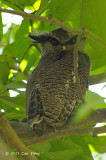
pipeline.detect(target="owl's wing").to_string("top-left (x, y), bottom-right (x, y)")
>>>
top-left (78, 52), bottom-right (91, 90)
top-left (78, 52), bottom-right (90, 70)
top-left (27, 87), bottom-right (44, 130)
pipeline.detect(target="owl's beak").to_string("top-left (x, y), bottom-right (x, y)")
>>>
top-left (62, 45), bottom-right (67, 51)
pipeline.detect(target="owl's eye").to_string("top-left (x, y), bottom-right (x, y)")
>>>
top-left (49, 38), bottom-right (59, 46)
top-left (68, 35), bottom-right (78, 44)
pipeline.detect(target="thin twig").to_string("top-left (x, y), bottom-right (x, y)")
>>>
top-left (34, 44), bottom-right (41, 53)
top-left (72, 0), bottom-right (85, 103)
top-left (73, 33), bottom-right (85, 103)
top-left (0, 89), bottom-right (9, 96)
top-left (0, 7), bottom-right (80, 35)
top-left (0, 7), bottom-right (106, 47)
top-left (80, 0), bottom-right (84, 29)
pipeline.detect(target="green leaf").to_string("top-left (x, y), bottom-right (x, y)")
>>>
top-left (22, 46), bottom-right (41, 73)
top-left (0, 0), bottom-right (23, 10)
top-left (85, 135), bottom-right (106, 154)
top-left (3, 20), bottom-right (31, 61)
top-left (90, 66), bottom-right (106, 76)
top-left (13, 0), bottom-right (36, 8)
top-left (3, 42), bottom-right (17, 57)
top-left (0, 55), bottom-right (16, 67)
top-left (73, 90), bottom-right (106, 122)
top-left (31, 135), bottom-right (93, 160)
top-left (11, 72), bottom-right (28, 81)
top-left (0, 95), bottom-right (25, 111)
top-left (31, 135), bottom-right (106, 160)
top-left (0, 0), bottom-right (36, 10)
top-left (0, 13), bottom-right (3, 40)
top-left (0, 83), bottom-right (7, 94)
top-left (14, 19), bottom-right (31, 61)
top-left (39, 0), bottom-right (81, 21)
top-left (83, 0), bottom-right (106, 71)
top-left (0, 94), bottom-right (26, 119)
top-left (0, 61), bottom-right (9, 85)
top-left (5, 81), bottom-right (26, 90)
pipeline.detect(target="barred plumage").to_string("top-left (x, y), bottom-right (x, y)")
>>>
top-left (26, 28), bottom-right (90, 133)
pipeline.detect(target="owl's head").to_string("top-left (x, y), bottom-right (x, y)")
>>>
top-left (29, 28), bottom-right (85, 56)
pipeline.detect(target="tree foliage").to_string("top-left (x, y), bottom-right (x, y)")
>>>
top-left (0, 0), bottom-right (106, 160)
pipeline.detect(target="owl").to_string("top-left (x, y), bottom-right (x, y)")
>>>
top-left (26, 28), bottom-right (90, 133)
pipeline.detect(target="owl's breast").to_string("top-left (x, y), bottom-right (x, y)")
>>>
top-left (26, 51), bottom-right (90, 129)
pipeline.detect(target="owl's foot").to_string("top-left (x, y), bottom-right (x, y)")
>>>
top-left (29, 117), bottom-right (56, 135)
top-left (28, 117), bottom-right (45, 134)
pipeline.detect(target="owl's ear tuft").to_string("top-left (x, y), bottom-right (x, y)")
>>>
top-left (29, 29), bottom-right (49, 43)
top-left (28, 34), bottom-right (46, 43)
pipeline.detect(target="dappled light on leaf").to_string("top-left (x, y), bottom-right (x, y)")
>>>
top-left (8, 70), bottom-right (13, 79)
top-left (19, 59), bottom-right (28, 72)
top-left (89, 144), bottom-right (96, 152)
top-left (33, 0), bottom-right (41, 11)
top-left (8, 69), bottom-right (17, 79)
top-left (15, 107), bottom-right (20, 111)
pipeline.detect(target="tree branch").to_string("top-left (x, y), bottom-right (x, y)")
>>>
top-left (21, 109), bottom-right (106, 147)
top-left (0, 137), bottom-right (18, 160)
top-left (0, 108), bottom-right (106, 147)
top-left (89, 71), bottom-right (106, 85)
top-left (24, 126), bottom-right (106, 147)
top-left (0, 111), bottom-right (37, 160)
top-left (80, 0), bottom-right (84, 29)
top-left (0, 7), bottom-right (106, 47)
top-left (84, 29), bottom-right (106, 48)
top-left (0, 7), bottom-right (80, 35)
